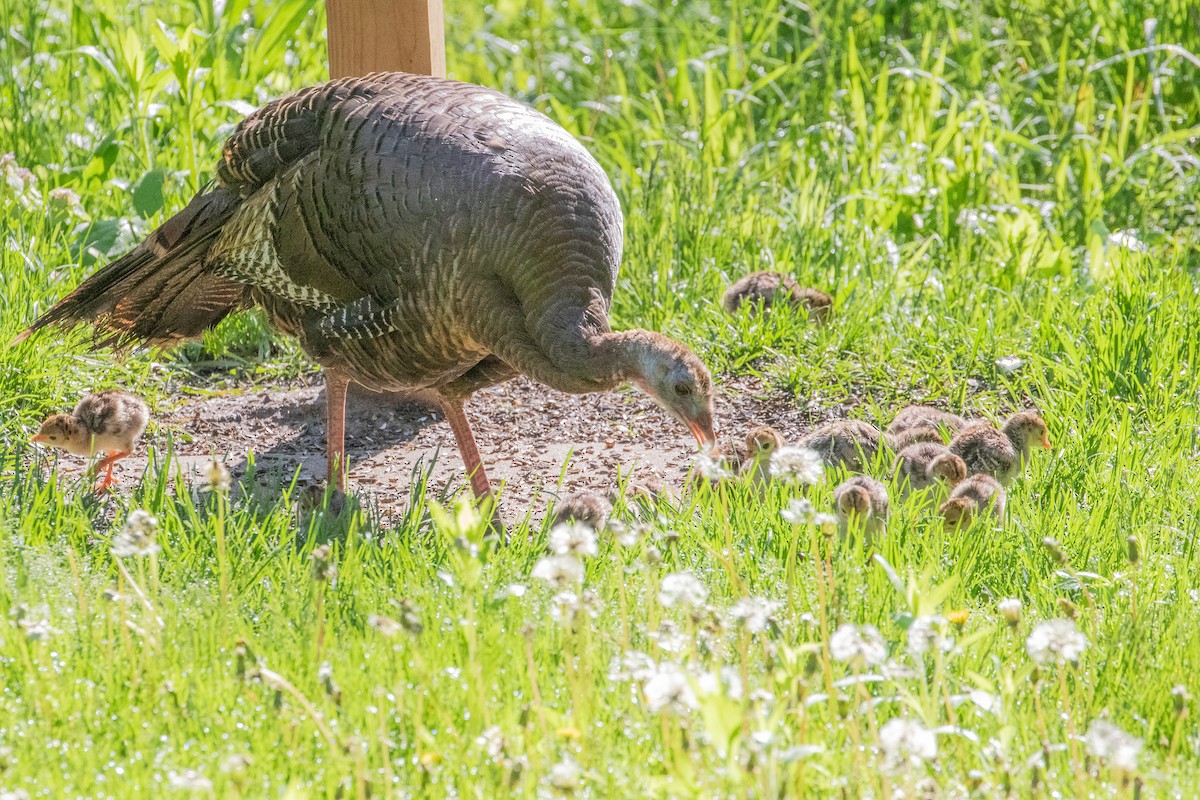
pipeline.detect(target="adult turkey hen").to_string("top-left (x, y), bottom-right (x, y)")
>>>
top-left (17, 72), bottom-right (718, 499)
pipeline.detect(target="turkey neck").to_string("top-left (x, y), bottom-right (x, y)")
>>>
top-left (578, 329), bottom-right (663, 392)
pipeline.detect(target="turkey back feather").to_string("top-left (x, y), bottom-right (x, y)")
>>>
top-left (14, 186), bottom-right (249, 348)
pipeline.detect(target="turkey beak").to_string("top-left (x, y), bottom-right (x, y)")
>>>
top-left (1041, 436), bottom-right (1052, 449)
top-left (688, 411), bottom-right (717, 452)
top-left (30, 434), bottom-right (45, 444)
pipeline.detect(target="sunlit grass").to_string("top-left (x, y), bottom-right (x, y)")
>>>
top-left (1, 0), bottom-right (1199, 795)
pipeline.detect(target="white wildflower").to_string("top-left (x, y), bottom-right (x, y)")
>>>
top-left (658, 572), bottom-right (709, 609)
top-left (829, 623), bottom-right (887, 666)
top-left (648, 620), bottom-right (688, 653)
top-left (168, 769), bottom-right (213, 791)
top-left (475, 725), bottom-right (506, 762)
top-left (643, 664), bottom-right (698, 715)
top-left (781, 497), bottom-right (815, 524)
top-left (879, 718), bottom-right (938, 769)
top-left (1109, 229), bottom-right (1148, 253)
top-left (813, 512), bottom-right (839, 535)
top-left (1086, 720), bottom-right (1142, 772)
top-left (694, 452), bottom-right (732, 481)
top-left (504, 583), bottom-right (527, 597)
top-left (607, 520), bottom-right (647, 548)
top-left (220, 753), bottom-right (252, 774)
top-left (697, 666), bottom-right (743, 700)
top-left (1025, 619), bottom-right (1088, 664)
top-left (769, 446), bottom-right (823, 484)
top-left (111, 510), bottom-right (160, 558)
top-left (547, 522), bottom-right (598, 558)
top-left (995, 356), bottom-right (1024, 375)
top-left (202, 459), bottom-right (232, 493)
top-left (547, 757), bottom-right (582, 791)
top-left (907, 615), bottom-right (953, 658)
top-left (531, 554), bottom-right (584, 588)
top-left (549, 590), bottom-right (601, 625)
top-left (997, 598), bottom-right (1022, 627)
top-left (728, 596), bottom-right (780, 634)
top-left (607, 650), bottom-right (657, 683)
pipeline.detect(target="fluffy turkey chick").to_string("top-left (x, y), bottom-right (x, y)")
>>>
top-left (722, 271), bottom-right (833, 323)
top-left (886, 405), bottom-right (967, 437)
top-left (32, 389), bottom-right (149, 490)
top-left (833, 475), bottom-right (889, 539)
top-left (939, 474), bottom-right (1006, 528)
top-left (550, 491), bottom-right (612, 530)
top-left (892, 442), bottom-right (967, 499)
top-left (798, 419), bottom-right (883, 473)
top-left (740, 425), bottom-right (786, 485)
top-left (887, 424), bottom-right (947, 452)
top-left (949, 411), bottom-right (1051, 485)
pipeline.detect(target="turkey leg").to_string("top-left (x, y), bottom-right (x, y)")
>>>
top-left (325, 370), bottom-right (350, 492)
top-left (439, 397), bottom-right (493, 500)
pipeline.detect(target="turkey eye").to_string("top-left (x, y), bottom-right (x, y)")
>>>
top-left (673, 383), bottom-right (692, 397)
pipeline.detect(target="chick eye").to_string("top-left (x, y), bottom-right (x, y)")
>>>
top-left (673, 383), bottom-right (692, 397)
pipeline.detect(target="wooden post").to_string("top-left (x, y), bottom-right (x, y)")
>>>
top-left (327, 0), bottom-right (446, 79)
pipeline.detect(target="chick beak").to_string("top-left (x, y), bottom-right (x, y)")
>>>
top-left (1041, 436), bottom-right (1052, 449)
top-left (30, 434), bottom-right (45, 444)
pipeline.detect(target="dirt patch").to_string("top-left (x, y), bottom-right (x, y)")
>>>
top-left (44, 374), bottom-right (843, 521)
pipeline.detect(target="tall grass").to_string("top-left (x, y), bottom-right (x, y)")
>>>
top-left (1, 0), bottom-right (1199, 795)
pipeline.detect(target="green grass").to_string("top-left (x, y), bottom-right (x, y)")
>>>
top-left (2, 0), bottom-right (1200, 795)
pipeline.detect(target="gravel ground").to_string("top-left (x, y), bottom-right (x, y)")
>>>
top-left (36, 373), bottom-right (846, 522)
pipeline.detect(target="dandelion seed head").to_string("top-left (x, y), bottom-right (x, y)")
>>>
top-left (781, 497), bottom-right (816, 524)
top-left (907, 615), bottom-right (952, 658)
top-left (728, 596), bottom-right (780, 634)
top-left (829, 623), bottom-right (887, 666)
top-left (997, 598), bottom-right (1022, 627)
top-left (547, 522), bottom-right (599, 558)
top-left (607, 650), bottom-right (657, 684)
top-left (1025, 618), bottom-right (1088, 664)
top-left (1086, 720), bottom-right (1142, 772)
top-left (168, 769), bottom-right (213, 792)
top-left (531, 554), bottom-right (584, 588)
top-left (475, 725), bottom-right (507, 761)
top-left (111, 510), bottom-right (161, 558)
top-left (769, 446), bottom-right (824, 484)
top-left (658, 571), bottom-right (709, 609)
top-left (813, 512), bottom-right (839, 535)
top-left (694, 452), bottom-right (733, 482)
top-left (547, 757), bottom-right (582, 791)
top-left (202, 459), bottom-right (232, 493)
top-left (643, 664), bottom-right (698, 715)
top-left (879, 718), bottom-right (938, 769)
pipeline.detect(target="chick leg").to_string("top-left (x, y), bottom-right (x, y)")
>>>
top-left (325, 370), bottom-right (350, 492)
top-left (440, 396), bottom-right (492, 500)
top-left (93, 451), bottom-right (128, 493)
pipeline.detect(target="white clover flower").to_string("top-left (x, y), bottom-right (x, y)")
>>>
top-left (907, 615), bottom-right (953, 658)
top-left (769, 446), bottom-right (823, 484)
top-left (168, 769), bottom-right (213, 791)
top-left (547, 522), bottom-right (599, 558)
top-left (475, 725), bottom-right (506, 762)
top-left (781, 497), bottom-right (815, 525)
top-left (531, 554), bottom-right (584, 588)
top-left (729, 596), bottom-right (780, 634)
top-left (658, 571), bottom-right (709, 609)
top-left (1086, 720), bottom-right (1142, 772)
top-left (202, 459), bottom-right (232, 493)
top-left (1025, 619), bottom-right (1088, 665)
top-left (694, 453), bottom-right (732, 482)
top-left (547, 757), bottom-right (582, 791)
top-left (879, 718), bottom-right (938, 769)
top-left (643, 664), bottom-right (698, 715)
top-left (111, 510), bottom-right (160, 558)
top-left (997, 598), bottom-right (1023, 627)
top-left (829, 623), bottom-right (887, 666)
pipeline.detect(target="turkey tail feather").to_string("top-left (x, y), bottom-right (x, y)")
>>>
top-left (14, 186), bottom-right (248, 348)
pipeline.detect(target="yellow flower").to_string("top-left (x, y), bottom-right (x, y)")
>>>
top-left (556, 726), bottom-right (582, 739)
top-left (947, 609), bottom-right (970, 627)
top-left (419, 752), bottom-right (441, 769)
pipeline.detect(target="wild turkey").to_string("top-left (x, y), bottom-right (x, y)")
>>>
top-left (31, 389), bottom-right (150, 491)
top-left (17, 72), bottom-right (718, 499)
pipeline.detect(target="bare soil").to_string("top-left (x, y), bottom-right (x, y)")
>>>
top-left (44, 374), bottom-right (847, 522)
